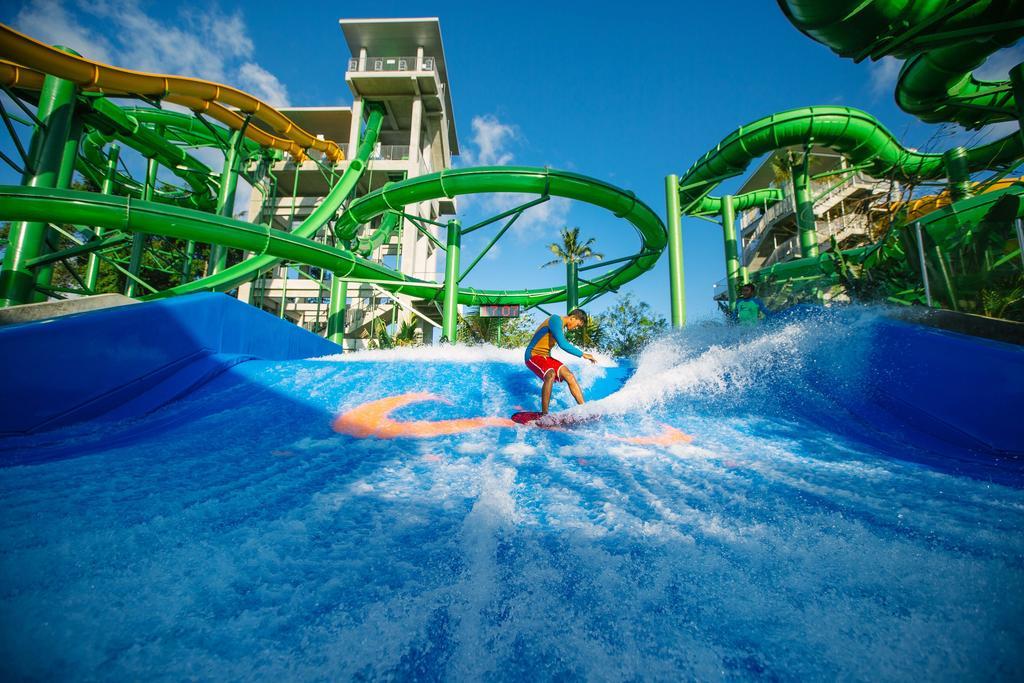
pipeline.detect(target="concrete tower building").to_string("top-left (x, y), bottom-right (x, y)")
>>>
top-left (237, 18), bottom-right (458, 350)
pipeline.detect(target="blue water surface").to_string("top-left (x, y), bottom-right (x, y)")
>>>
top-left (1, 310), bottom-right (1022, 680)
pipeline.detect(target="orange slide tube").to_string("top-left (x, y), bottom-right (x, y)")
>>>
top-left (0, 24), bottom-right (344, 162)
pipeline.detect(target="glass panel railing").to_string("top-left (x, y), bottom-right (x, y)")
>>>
top-left (347, 56), bottom-right (437, 73)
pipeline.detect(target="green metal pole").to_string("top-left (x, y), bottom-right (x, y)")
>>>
top-left (942, 146), bottom-right (972, 202)
top-left (279, 264), bottom-right (289, 319)
top-left (209, 127), bottom-right (244, 275)
top-left (792, 156), bottom-right (819, 259)
top-left (664, 174), bottom-right (685, 328)
top-left (0, 68), bottom-right (78, 307)
top-left (85, 143), bottom-right (120, 292)
top-left (442, 219), bottom-right (461, 343)
top-left (327, 274), bottom-right (347, 345)
top-left (720, 194), bottom-right (740, 309)
top-left (566, 260), bottom-right (578, 311)
top-left (1011, 63), bottom-right (1024, 145)
top-left (125, 155), bottom-right (158, 297)
top-left (181, 240), bottom-right (195, 283)
top-left (33, 115), bottom-right (84, 301)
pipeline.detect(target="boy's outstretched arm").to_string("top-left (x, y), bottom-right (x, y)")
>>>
top-left (550, 316), bottom-right (596, 363)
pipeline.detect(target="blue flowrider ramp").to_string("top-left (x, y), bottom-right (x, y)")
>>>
top-left (0, 292), bottom-right (338, 434)
top-left (1, 305), bottom-right (1022, 680)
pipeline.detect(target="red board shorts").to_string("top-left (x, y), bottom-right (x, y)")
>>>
top-left (526, 355), bottom-right (564, 382)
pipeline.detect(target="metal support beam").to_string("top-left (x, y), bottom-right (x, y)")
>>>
top-left (279, 265), bottom-right (289, 319)
top-left (792, 154), bottom-right (818, 259)
top-left (33, 112), bottom-right (83, 301)
top-left (914, 221), bottom-right (933, 307)
top-left (209, 127), bottom-right (246, 275)
top-left (664, 174), bottom-right (685, 328)
top-left (441, 219), bottom-right (461, 343)
top-left (125, 155), bottom-right (158, 297)
top-left (720, 194), bottom-right (741, 309)
top-left (566, 260), bottom-right (579, 312)
top-left (85, 143), bottom-right (120, 291)
top-left (0, 69), bottom-right (77, 307)
top-left (942, 146), bottom-right (973, 202)
top-left (328, 275), bottom-right (347, 346)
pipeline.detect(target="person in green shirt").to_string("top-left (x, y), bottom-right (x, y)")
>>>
top-left (733, 283), bottom-right (771, 326)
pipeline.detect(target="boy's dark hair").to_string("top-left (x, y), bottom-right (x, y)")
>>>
top-left (568, 308), bottom-right (588, 325)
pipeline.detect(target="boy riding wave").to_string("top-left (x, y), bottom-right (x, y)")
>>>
top-left (524, 308), bottom-right (596, 414)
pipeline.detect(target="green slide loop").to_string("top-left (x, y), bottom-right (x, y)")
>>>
top-left (677, 105), bottom-right (1022, 214)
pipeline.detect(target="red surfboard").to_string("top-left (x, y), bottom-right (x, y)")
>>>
top-left (511, 411), bottom-right (545, 424)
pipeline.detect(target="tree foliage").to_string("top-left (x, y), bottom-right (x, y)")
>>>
top-left (593, 294), bottom-right (668, 358)
top-left (542, 226), bottom-right (603, 267)
top-left (458, 312), bottom-right (537, 348)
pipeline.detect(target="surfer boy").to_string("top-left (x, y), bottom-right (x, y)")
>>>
top-left (524, 309), bottom-right (596, 414)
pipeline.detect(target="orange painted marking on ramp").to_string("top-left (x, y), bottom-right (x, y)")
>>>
top-left (618, 423), bottom-right (693, 446)
top-left (332, 392), bottom-right (516, 439)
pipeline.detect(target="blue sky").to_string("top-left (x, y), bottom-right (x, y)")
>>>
top-left (2, 0), bottom-right (1021, 322)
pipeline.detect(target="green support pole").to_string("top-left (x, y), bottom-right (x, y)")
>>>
top-left (209, 128), bottom-right (245, 275)
top-left (33, 115), bottom-right (84, 301)
top-left (0, 68), bottom-right (78, 307)
top-left (279, 264), bottom-right (289, 319)
top-left (182, 240), bottom-right (195, 283)
top-left (1012, 63), bottom-right (1024, 145)
top-left (85, 143), bottom-right (120, 292)
top-left (792, 156), bottom-right (819, 259)
top-left (125, 156), bottom-right (158, 297)
top-left (442, 219), bottom-right (461, 343)
top-left (720, 194), bottom-right (740, 309)
top-left (664, 174), bottom-right (685, 328)
top-left (327, 274), bottom-right (347, 345)
top-left (942, 146), bottom-right (972, 202)
top-left (566, 260), bottom-right (579, 312)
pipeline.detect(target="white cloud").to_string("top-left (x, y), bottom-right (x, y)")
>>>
top-left (238, 62), bottom-right (289, 108)
top-left (11, 0), bottom-right (289, 106)
top-left (461, 114), bottom-right (518, 166)
top-left (457, 113), bottom-right (572, 237)
top-left (12, 0), bottom-right (114, 63)
top-left (869, 56), bottom-right (903, 98)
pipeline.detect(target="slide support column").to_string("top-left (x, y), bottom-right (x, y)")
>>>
top-left (209, 127), bottom-right (245, 275)
top-left (566, 260), bottom-right (578, 312)
top-left (792, 156), bottom-right (818, 259)
top-left (0, 67), bottom-right (78, 307)
top-left (942, 147), bottom-right (972, 202)
top-left (721, 194), bottom-right (740, 309)
top-left (126, 155), bottom-right (159, 297)
top-left (442, 219), bottom-right (461, 343)
top-left (327, 274), bottom-right (347, 346)
top-left (664, 174), bottom-right (685, 328)
top-left (84, 143), bottom-right (121, 291)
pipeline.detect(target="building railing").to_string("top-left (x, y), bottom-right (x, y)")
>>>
top-left (348, 55), bottom-right (437, 73)
top-left (370, 144), bottom-right (410, 161)
top-left (742, 193), bottom-right (795, 262)
top-left (762, 235), bottom-right (801, 268)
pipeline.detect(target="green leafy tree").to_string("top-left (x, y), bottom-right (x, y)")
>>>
top-left (597, 293), bottom-right (668, 357)
top-left (458, 312), bottom-right (537, 348)
top-left (566, 313), bottom-right (605, 349)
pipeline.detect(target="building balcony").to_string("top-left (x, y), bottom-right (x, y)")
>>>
top-left (348, 55), bottom-right (437, 73)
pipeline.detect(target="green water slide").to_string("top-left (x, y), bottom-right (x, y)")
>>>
top-left (665, 0), bottom-right (1024, 324)
top-left (0, 81), bottom-right (666, 342)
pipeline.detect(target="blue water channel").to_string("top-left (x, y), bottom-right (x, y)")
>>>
top-left (1, 308), bottom-right (1022, 680)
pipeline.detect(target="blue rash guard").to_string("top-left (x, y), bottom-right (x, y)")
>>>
top-left (524, 316), bottom-right (584, 361)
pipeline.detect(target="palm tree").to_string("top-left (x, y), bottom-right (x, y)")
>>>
top-left (542, 227), bottom-right (603, 311)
